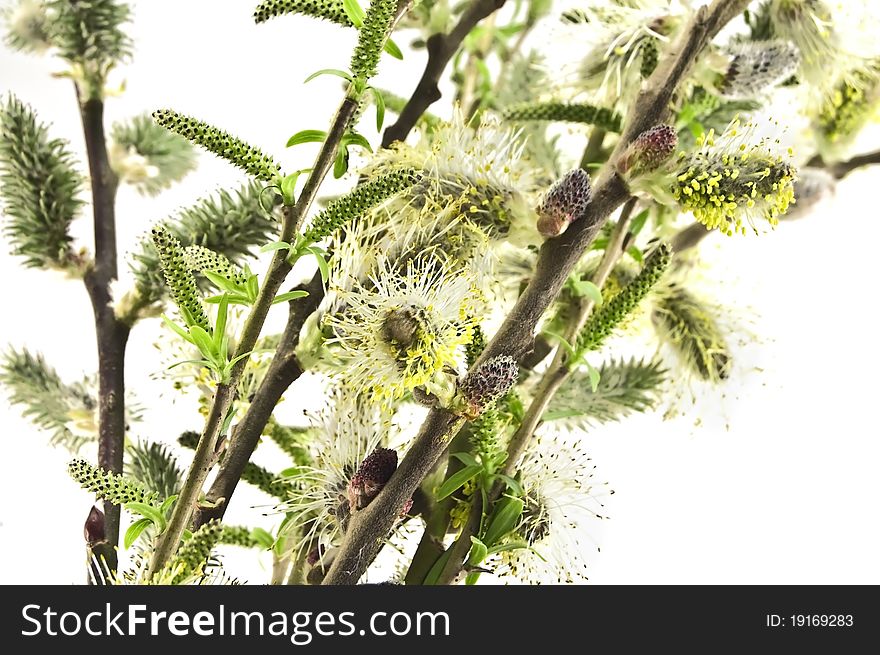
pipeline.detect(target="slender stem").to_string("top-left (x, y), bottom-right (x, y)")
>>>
top-left (580, 128), bottom-right (607, 169)
top-left (829, 148), bottom-right (880, 179)
top-left (670, 220), bottom-right (712, 253)
top-left (77, 92), bottom-right (129, 580)
top-left (381, 0), bottom-right (508, 147)
top-left (322, 0), bottom-right (750, 585)
top-left (148, 94), bottom-right (360, 577)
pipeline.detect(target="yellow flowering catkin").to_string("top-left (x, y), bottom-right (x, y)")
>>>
top-left (671, 121), bottom-right (796, 236)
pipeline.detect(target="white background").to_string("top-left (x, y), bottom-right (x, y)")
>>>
top-left (1, 0), bottom-right (879, 584)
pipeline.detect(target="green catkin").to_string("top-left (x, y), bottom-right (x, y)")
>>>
top-left (68, 458), bottom-right (158, 505)
top-left (302, 168), bottom-right (421, 242)
top-left (640, 37), bottom-right (659, 78)
top-left (218, 526), bottom-right (264, 549)
top-left (253, 0), bottom-right (352, 26)
top-left (651, 285), bottom-right (731, 382)
top-left (501, 102), bottom-right (623, 133)
top-left (168, 521), bottom-right (223, 583)
top-left (575, 243), bottom-right (672, 356)
top-left (242, 462), bottom-right (294, 500)
top-left (183, 245), bottom-right (247, 285)
top-left (0, 95), bottom-right (83, 269)
top-left (152, 109), bottom-right (281, 182)
top-left (350, 0), bottom-right (398, 81)
top-left (465, 324), bottom-right (487, 368)
top-left (267, 423), bottom-right (313, 466)
top-left (151, 226), bottom-right (211, 331)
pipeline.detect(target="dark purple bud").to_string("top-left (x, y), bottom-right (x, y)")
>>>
top-left (84, 506), bottom-right (106, 546)
top-left (307, 544), bottom-right (326, 567)
top-left (536, 169), bottom-right (593, 238)
top-left (458, 355), bottom-right (519, 417)
top-left (618, 124), bottom-right (677, 177)
top-left (347, 448), bottom-right (398, 511)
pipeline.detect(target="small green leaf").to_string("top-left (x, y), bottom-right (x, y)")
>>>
top-left (227, 351), bottom-right (253, 369)
top-left (286, 129), bottom-right (327, 148)
top-left (260, 241), bottom-right (291, 253)
top-left (189, 325), bottom-right (216, 360)
top-left (247, 274), bottom-right (259, 300)
top-left (125, 502), bottom-right (166, 532)
top-left (162, 315), bottom-right (195, 344)
top-left (467, 536), bottom-right (489, 566)
top-left (436, 465), bottom-right (483, 500)
top-left (495, 474), bottom-right (523, 496)
top-left (342, 131), bottom-right (373, 152)
top-left (280, 173), bottom-right (300, 205)
top-left (383, 38), bottom-right (403, 60)
top-left (333, 149), bottom-right (348, 178)
top-left (423, 548), bottom-right (454, 586)
top-left (124, 518), bottom-right (153, 550)
top-left (250, 527), bottom-right (275, 549)
top-left (542, 329), bottom-right (576, 360)
top-left (486, 539), bottom-right (534, 556)
top-left (629, 208), bottom-right (650, 236)
top-left (305, 246), bottom-right (330, 282)
top-left (482, 496), bottom-right (524, 547)
top-left (206, 293), bottom-right (251, 306)
top-left (213, 294), bottom-right (229, 351)
top-left (341, 0), bottom-right (365, 26)
top-left (627, 245), bottom-right (644, 264)
top-left (159, 494), bottom-right (179, 516)
top-left (202, 270), bottom-right (241, 294)
top-left (303, 69), bottom-right (352, 84)
top-left (570, 278), bottom-right (603, 305)
top-left (372, 88), bottom-right (386, 131)
top-left (465, 571), bottom-right (482, 585)
top-left (220, 407), bottom-right (238, 436)
top-left (272, 290), bottom-right (309, 305)
top-left (451, 452), bottom-right (479, 468)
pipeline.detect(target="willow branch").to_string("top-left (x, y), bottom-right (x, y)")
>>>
top-left (381, 0), bottom-right (507, 147)
top-left (147, 93), bottom-right (360, 577)
top-left (828, 149), bottom-right (880, 179)
top-left (321, 0), bottom-right (749, 586)
top-left (77, 90), bottom-right (129, 580)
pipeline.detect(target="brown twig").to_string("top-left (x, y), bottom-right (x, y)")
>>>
top-left (828, 148), bottom-right (880, 179)
top-left (381, 0), bottom-right (508, 147)
top-left (77, 92), bottom-right (129, 580)
top-left (321, 0), bottom-right (750, 586)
